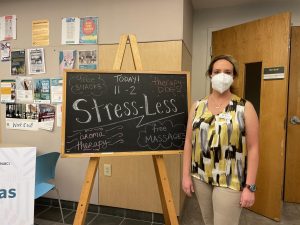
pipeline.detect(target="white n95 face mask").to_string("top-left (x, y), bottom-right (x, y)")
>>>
top-left (211, 73), bottom-right (233, 94)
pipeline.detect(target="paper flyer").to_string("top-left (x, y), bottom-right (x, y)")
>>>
top-left (28, 48), bottom-right (46, 74)
top-left (0, 15), bottom-right (17, 41)
top-left (0, 79), bottom-right (16, 103)
top-left (59, 50), bottom-right (76, 75)
top-left (38, 104), bottom-right (55, 131)
top-left (0, 17), bottom-right (4, 41)
top-left (32, 20), bottom-right (49, 46)
top-left (51, 78), bottom-right (63, 103)
top-left (6, 103), bottom-right (39, 131)
top-left (56, 104), bottom-right (62, 127)
top-left (78, 50), bottom-right (97, 69)
top-left (11, 50), bottom-right (26, 76)
top-left (33, 78), bottom-right (51, 104)
top-left (0, 42), bottom-right (11, 61)
top-left (4, 15), bottom-right (17, 40)
top-left (15, 77), bottom-right (33, 103)
top-left (61, 17), bottom-right (80, 44)
top-left (79, 17), bottom-right (98, 44)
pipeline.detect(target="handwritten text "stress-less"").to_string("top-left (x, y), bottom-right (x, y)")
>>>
top-left (72, 94), bottom-right (178, 124)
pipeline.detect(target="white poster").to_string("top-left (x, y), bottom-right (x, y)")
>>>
top-left (56, 104), bottom-right (62, 127)
top-left (51, 78), bottom-right (63, 103)
top-left (61, 17), bottom-right (80, 44)
top-left (1, 42), bottom-right (11, 61)
top-left (0, 15), bottom-right (17, 41)
top-left (28, 48), bottom-right (46, 74)
top-left (0, 146), bottom-right (36, 225)
top-left (16, 77), bottom-right (33, 103)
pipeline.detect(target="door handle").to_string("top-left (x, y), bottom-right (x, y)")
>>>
top-left (290, 116), bottom-right (300, 125)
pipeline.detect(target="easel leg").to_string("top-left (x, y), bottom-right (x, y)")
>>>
top-left (73, 157), bottom-right (99, 225)
top-left (153, 155), bottom-right (179, 225)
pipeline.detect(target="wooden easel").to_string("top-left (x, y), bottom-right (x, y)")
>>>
top-left (73, 34), bottom-right (179, 225)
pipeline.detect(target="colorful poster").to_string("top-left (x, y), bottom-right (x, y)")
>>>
top-left (33, 79), bottom-right (51, 104)
top-left (38, 104), bottom-right (55, 131)
top-left (61, 17), bottom-right (80, 44)
top-left (0, 42), bottom-right (11, 61)
top-left (32, 20), bottom-right (49, 46)
top-left (15, 77), bottom-right (33, 103)
top-left (28, 48), bottom-right (46, 74)
top-left (0, 79), bottom-right (16, 103)
top-left (79, 17), bottom-right (98, 44)
top-left (78, 50), bottom-right (97, 69)
top-left (11, 50), bottom-right (26, 76)
top-left (59, 50), bottom-right (76, 75)
top-left (6, 103), bottom-right (39, 130)
top-left (51, 78), bottom-right (63, 103)
top-left (0, 146), bottom-right (36, 225)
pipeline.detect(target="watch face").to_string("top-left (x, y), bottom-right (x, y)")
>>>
top-left (249, 184), bottom-right (256, 192)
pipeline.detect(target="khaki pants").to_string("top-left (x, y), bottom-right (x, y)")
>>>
top-left (192, 177), bottom-right (242, 225)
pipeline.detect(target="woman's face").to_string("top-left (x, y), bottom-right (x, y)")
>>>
top-left (211, 59), bottom-right (234, 77)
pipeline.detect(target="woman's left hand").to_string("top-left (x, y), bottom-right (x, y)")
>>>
top-left (240, 188), bottom-right (255, 208)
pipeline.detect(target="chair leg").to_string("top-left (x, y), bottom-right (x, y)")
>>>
top-left (55, 188), bottom-right (65, 224)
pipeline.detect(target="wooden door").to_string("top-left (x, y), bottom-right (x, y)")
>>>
top-left (284, 26), bottom-right (300, 203)
top-left (212, 12), bottom-right (291, 221)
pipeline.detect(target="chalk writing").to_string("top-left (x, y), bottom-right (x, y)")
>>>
top-left (137, 121), bottom-right (185, 150)
top-left (66, 126), bottom-right (124, 152)
top-left (63, 72), bottom-right (188, 154)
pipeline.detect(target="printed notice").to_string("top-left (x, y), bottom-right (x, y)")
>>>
top-left (61, 17), bottom-right (80, 44)
top-left (28, 48), bottom-right (46, 74)
top-left (79, 17), bottom-right (98, 44)
top-left (6, 103), bottom-right (38, 131)
top-left (51, 78), bottom-right (63, 103)
top-left (32, 20), bottom-right (49, 46)
top-left (0, 42), bottom-right (11, 61)
top-left (11, 50), bottom-right (26, 76)
top-left (0, 79), bottom-right (16, 103)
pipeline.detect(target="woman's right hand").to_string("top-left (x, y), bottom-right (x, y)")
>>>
top-left (182, 174), bottom-right (194, 197)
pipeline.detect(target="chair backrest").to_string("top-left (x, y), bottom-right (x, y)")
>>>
top-left (35, 152), bottom-right (60, 184)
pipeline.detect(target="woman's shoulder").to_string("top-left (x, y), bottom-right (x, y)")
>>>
top-left (195, 96), bottom-right (208, 107)
top-left (191, 96), bottom-right (208, 112)
top-left (231, 94), bottom-right (246, 106)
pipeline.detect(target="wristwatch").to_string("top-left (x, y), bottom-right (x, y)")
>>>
top-left (245, 184), bottom-right (256, 192)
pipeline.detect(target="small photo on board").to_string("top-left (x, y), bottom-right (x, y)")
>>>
top-left (78, 50), bottom-right (97, 69)
top-left (38, 104), bottom-right (55, 122)
top-left (6, 103), bottom-right (38, 120)
top-left (11, 50), bottom-right (26, 75)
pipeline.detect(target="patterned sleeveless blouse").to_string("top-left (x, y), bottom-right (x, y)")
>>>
top-left (191, 94), bottom-right (247, 191)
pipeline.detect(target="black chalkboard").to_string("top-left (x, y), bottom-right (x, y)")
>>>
top-left (62, 71), bottom-right (190, 156)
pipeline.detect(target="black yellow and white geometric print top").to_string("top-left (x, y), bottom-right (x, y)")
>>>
top-left (191, 94), bottom-right (247, 191)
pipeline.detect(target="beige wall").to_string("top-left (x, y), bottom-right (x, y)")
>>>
top-left (183, 0), bottom-right (193, 54)
top-left (0, 0), bottom-right (186, 45)
top-left (0, 0), bottom-right (193, 207)
top-left (192, 0), bottom-right (300, 102)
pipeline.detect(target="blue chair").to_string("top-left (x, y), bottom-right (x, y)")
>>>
top-left (35, 152), bottom-right (65, 224)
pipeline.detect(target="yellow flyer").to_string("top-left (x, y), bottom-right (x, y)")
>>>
top-left (32, 19), bottom-right (49, 46)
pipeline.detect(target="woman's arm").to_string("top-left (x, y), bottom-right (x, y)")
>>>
top-left (182, 102), bottom-right (197, 197)
top-left (240, 101), bottom-right (259, 207)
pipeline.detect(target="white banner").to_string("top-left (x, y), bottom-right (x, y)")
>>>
top-left (0, 147), bottom-right (36, 225)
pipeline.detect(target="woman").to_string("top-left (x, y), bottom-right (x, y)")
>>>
top-left (182, 55), bottom-right (259, 225)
